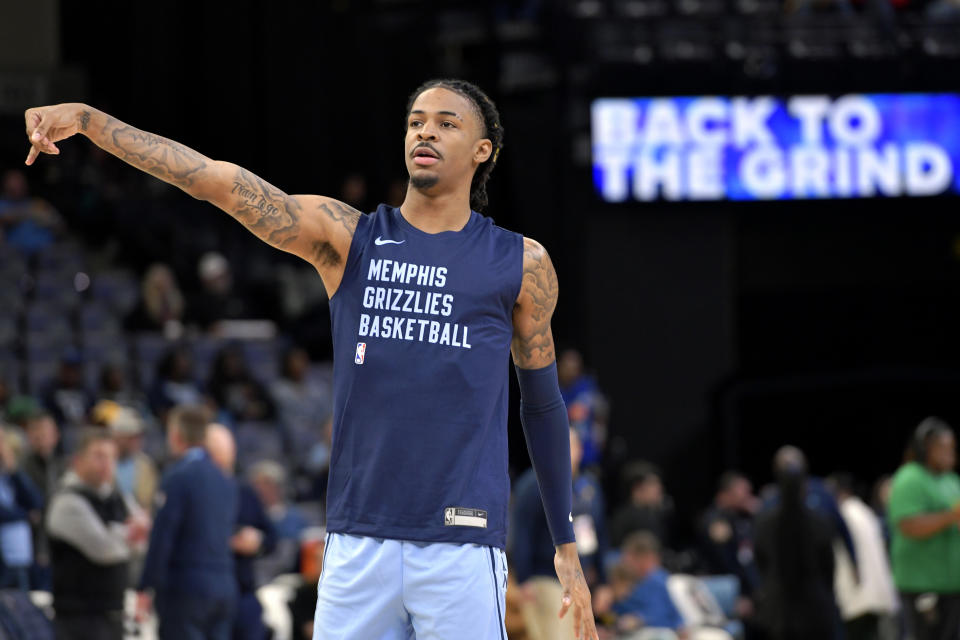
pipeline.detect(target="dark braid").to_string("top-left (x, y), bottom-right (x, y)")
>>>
top-left (406, 79), bottom-right (504, 212)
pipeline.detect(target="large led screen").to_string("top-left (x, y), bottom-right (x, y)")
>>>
top-left (592, 94), bottom-right (960, 201)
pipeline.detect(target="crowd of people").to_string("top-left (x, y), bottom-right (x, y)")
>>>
top-left (3, 168), bottom-right (960, 640)
top-left (508, 399), bottom-right (960, 640)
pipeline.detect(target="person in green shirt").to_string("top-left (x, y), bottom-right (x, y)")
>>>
top-left (888, 417), bottom-right (960, 640)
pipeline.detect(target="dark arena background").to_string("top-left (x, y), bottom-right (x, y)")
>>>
top-left (1, 1), bottom-right (960, 639)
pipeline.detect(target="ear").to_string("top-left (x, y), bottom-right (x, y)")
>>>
top-left (474, 138), bottom-right (493, 164)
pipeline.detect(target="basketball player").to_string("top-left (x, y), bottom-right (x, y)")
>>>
top-left (23, 79), bottom-right (599, 640)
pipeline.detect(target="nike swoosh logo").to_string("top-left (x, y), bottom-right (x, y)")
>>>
top-left (375, 237), bottom-right (406, 246)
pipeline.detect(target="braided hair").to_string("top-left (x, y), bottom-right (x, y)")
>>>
top-left (406, 79), bottom-right (504, 212)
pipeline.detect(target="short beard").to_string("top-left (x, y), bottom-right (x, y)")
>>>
top-left (409, 174), bottom-right (439, 191)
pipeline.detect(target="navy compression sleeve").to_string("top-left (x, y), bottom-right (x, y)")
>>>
top-left (516, 362), bottom-right (576, 546)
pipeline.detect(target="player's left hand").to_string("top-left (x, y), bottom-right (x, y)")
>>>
top-left (554, 542), bottom-right (600, 640)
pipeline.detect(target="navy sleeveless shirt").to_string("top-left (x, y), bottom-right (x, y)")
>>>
top-left (326, 205), bottom-right (525, 549)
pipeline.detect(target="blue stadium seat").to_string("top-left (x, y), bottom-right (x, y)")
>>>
top-left (26, 358), bottom-right (60, 395)
top-left (133, 332), bottom-right (175, 388)
top-left (91, 270), bottom-right (139, 315)
top-left (0, 314), bottom-right (17, 349)
top-left (191, 337), bottom-right (226, 384)
top-left (24, 304), bottom-right (73, 337)
top-left (35, 242), bottom-right (84, 274)
top-left (32, 270), bottom-right (80, 310)
top-left (242, 339), bottom-right (280, 384)
top-left (235, 421), bottom-right (285, 471)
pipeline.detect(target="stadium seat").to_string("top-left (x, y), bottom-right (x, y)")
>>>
top-left (24, 304), bottom-right (73, 338)
top-left (90, 270), bottom-right (139, 315)
top-left (32, 270), bottom-right (80, 310)
top-left (0, 314), bottom-right (18, 349)
top-left (133, 332), bottom-right (174, 387)
top-left (235, 421), bottom-right (285, 471)
top-left (242, 339), bottom-right (280, 384)
top-left (35, 242), bottom-right (84, 274)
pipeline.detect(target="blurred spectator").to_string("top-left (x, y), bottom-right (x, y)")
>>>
top-left (108, 405), bottom-right (158, 510)
top-left (20, 410), bottom-right (62, 589)
top-left (763, 446), bottom-right (857, 567)
top-left (305, 416), bottom-right (333, 503)
top-left (42, 351), bottom-right (95, 427)
top-left (698, 471), bottom-right (760, 602)
top-left (125, 263), bottom-right (186, 339)
top-left (558, 348), bottom-right (605, 468)
top-left (288, 536), bottom-right (326, 640)
top-left (20, 410), bottom-right (62, 503)
top-left (511, 428), bottom-right (608, 640)
top-left (610, 462), bottom-right (675, 549)
top-left (188, 252), bottom-right (251, 331)
top-left (206, 424), bottom-right (277, 640)
top-left (827, 473), bottom-right (899, 640)
top-left (208, 344), bottom-right (275, 425)
top-left (604, 532), bottom-right (687, 638)
top-left (504, 570), bottom-right (530, 640)
top-left (250, 461), bottom-right (307, 582)
top-left (888, 417), bottom-right (960, 640)
top-left (0, 169), bottom-right (64, 255)
top-left (754, 461), bottom-right (839, 640)
top-left (98, 363), bottom-right (151, 417)
top-left (148, 345), bottom-right (204, 418)
top-left (47, 429), bottom-right (149, 640)
top-left (138, 405), bottom-right (238, 640)
top-left (0, 427), bottom-right (43, 590)
top-left (270, 347), bottom-right (332, 463)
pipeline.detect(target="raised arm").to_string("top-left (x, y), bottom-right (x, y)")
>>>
top-left (512, 237), bottom-right (598, 640)
top-left (23, 103), bottom-right (359, 295)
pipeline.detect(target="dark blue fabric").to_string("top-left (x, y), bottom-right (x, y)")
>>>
top-left (761, 476), bottom-right (857, 569)
top-left (510, 468), bottom-right (608, 584)
top-left (326, 205), bottom-right (524, 549)
top-left (233, 483), bottom-right (277, 595)
top-left (0, 473), bottom-right (43, 525)
top-left (155, 592), bottom-right (235, 640)
top-left (139, 449), bottom-right (238, 601)
top-left (613, 568), bottom-right (685, 630)
top-left (560, 374), bottom-right (602, 467)
top-left (232, 591), bottom-right (268, 640)
top-left (0, 589), bottom-right (54, 640)
top-left (516, 363), bottom-right (576, 546)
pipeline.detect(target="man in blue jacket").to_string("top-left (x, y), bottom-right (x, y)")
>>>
top-left (138, 405), bottom-right (238, 640)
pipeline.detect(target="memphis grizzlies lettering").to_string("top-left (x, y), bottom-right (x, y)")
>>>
top-left (358, 258), bottom-right (471, 349)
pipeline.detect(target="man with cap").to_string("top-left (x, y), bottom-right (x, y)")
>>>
top-left (106, 404), bottom-right (158, 511)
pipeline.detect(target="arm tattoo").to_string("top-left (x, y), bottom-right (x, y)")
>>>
top-left (513, 238), bottom-right (558, 367)
top-left (103, 117), bottom-right (208, 188)
top-left (307, 201), bottom-right (361, 267)
top-left (228, 167), bottom-right (302, 250)
top-left (79, 110), bottom-right (91, 132)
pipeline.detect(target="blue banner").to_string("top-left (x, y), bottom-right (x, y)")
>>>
top-left (591, 94), bottom-right (960, 201)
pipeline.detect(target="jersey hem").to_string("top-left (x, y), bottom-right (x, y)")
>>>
top-left (326, 519), bottom-right (507, 550)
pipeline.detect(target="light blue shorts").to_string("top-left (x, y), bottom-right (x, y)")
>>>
top-left (313, 533), bottom-right (508, 640)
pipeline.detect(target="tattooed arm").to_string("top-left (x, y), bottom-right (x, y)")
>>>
top-left (23, 103), bottom-right (358, 295)
top-left (512, 237), bottom-right (558, 368)
top-left (511, 238), bottom-right (598, 640)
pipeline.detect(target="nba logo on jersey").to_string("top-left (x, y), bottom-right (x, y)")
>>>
top-left (355, 342), bottom-right (366, 365)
